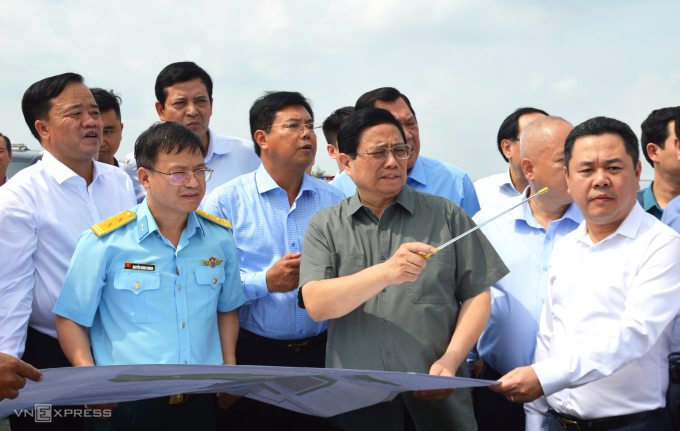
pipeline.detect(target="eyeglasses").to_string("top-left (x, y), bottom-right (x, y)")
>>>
top-left (269, 121), bottom-right (321, 135)
top-left (347, 144), bottom-right (413, 163)
top-left (149, 167), bottom-right (213, 185)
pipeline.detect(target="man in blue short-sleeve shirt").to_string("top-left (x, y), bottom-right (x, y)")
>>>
top-left (54, 122), bottom-right (245, 430)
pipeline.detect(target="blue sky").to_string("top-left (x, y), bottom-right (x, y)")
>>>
top-left (1, 0), bottom-right (678, 181)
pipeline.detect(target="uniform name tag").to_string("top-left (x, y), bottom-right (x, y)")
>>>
top-left (124, 262), bottom-right (156, 272)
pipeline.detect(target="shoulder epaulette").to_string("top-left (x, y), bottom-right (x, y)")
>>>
top-left (196, 209), bottom-right (233, 229)
top-left (91, 210), bottom-right (136, 237)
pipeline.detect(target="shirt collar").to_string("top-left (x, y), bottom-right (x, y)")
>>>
top-left (509, 187), bottom-right (583, 227)
top-left (135, 199), bottom-right (203, 242)
top-left (407, 156), bottom-right (427, 186)
top-left (254, 163), bottom-right (316, 197)
top-left (642, 182), bottom-right (661, 212)
top-left (204, 128), bottom-right (231, 162)
top-left (575, 201), bottom-right (645, 245)
top-left (346, 185), bottom-right (415, 217)
top-left (41, 151), bottom-right (82, 184)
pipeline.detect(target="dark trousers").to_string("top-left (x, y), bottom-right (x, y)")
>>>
top-left (9, 327), bottom-right (84, 431)
top-left (668, 362), bottom-right (680, 431)
top-left (472, 363), bottom-right (525, 431)
top-left (217, 329), bottom-right (335, 431)
top-left (85, 395), bottom-right (216, 431)
top-left (548, 409), bottom-right (672, 431)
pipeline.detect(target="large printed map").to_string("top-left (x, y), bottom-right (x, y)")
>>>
top-left (0, 364), bottom-right (496, 418)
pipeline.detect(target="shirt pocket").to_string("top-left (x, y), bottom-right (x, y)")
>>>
top-left (331, 252), bottom-right (366, 277)
top-left (193, 266), bottom-right (225, 319)
top-left (113, 269), bottom-right (163, 324)
top-left (406, 248), bottom-right (456, 304)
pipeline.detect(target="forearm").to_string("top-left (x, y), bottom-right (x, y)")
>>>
top-left (218, 310), bottom-right (239, 365)
top-left (302, 264), bottom-right (389, 321)
top-left (55, 315), bottom-right (94, 367)
top-left (445, 290), bottom-right (491, 367)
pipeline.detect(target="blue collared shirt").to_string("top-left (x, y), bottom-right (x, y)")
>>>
top-left (467, 191), bottom-right (583, 374)
top-left (203, 165), bottom-right (345, 340)
top-left (662, 195), bottom-right (680, 362)
top-left (637, 182), bottom-right (664, 220)
top-left (331, 155), bottom-right (481, 217)
top-left (53, 200), bottom-right (245, 366)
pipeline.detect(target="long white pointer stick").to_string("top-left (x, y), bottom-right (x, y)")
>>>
top-left (423, 187), bottom-right (549, 259)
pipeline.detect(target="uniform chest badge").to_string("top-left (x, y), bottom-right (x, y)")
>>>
top-left (202, 257), bottom-right (223, 268)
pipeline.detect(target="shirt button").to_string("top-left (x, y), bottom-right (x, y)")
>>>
top-left (213, 279), bottom-right (217, 284)
top-left (543, 266), bottom-right (548, 271)
top-left (182, 322), bottom-right (185, 328)
top-left (336, 255), bottom-right (341, 261)
top-left (382, 288), bottom-right (387, 293)
top-left (184, 361), bottom-right (187, 364)
top-left (386, 351), bottom-right (392, 357)
top-left (546, 236), bottom-right (551, 241)
top-left (380, 255), bottom-right (385, 261)
top-left (134, 283), bottom-right (141, 289)
top-left (382, 319), bottom-right (388, 324)
top-left (178, 286), bottom-right (181, 291)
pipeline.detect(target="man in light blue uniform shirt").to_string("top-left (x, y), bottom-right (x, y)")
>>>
top-left (331, 87), bottom-right (481, 216)
top-left (467, 117), bottom-right (582, 431)
top-left (204, 91), bottom-right (344, 431)
top-left (54, 122), bottom-right (245, 430)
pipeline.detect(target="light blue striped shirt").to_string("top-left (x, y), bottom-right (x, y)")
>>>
top-left (467, 191), bottom-right (583, 374)
top-left (331, 154), bottom-right (481, 217)
top-left (204, 164), bottom-right (345, 340)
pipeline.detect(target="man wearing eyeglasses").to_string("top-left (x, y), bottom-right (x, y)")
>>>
top-left (331, 87), bottom-right (481, 217)
top-left (122, 61), bottom-right (261, 207)
top-left (53, 122), bottom-right (245, 430)
top-left (298, 108), bottom-right (508, 431)
top-left (203, 91), bottom-right (345, 430)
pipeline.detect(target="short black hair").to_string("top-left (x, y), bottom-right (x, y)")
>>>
top-left (0, 132), bottom-right (10, 155)
top-left (640, 107), bottom-right (678, 167)
top-left (497, 107), bottom-right (549, 162)
top-left (337, 107), bottom-right (406, 157)
top-left (90, 88), bottom-right (122, 121)
top-left (155, 62), bottom-right (213, 107)
top-left (322, 106), bottom-right (354, 148)
top-left (134, 121), bottom-right (205, 170)
top-left (355, 87), bottom-right (417, 121)
top-left (565, 116), bottom-right (639, 173)
top-left (249, 91), bottom-right (314, 157)
top-left (22, 72), bottom-right (84, 142)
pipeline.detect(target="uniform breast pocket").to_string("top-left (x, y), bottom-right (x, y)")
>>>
top-left (332, 252), bottom-right (365, 277)
top-left (113, 269), bottom-right (163, 324)
top-left (406, 248), bottom-right (456, 304)
top-left (193, 266), bottom-right (225, 319)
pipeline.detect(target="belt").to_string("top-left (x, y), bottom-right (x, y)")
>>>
top-left (144, 394), bottom-right (197, 405)
top-left (238, 329), bottom-right (327, 355)
top-left (549, 408), bottom-right (665, 431)
top-left (670, 361), bottom-right (680, 385)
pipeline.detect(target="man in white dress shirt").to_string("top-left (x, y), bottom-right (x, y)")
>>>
top-left (122, 62), bottom-right (260, 206)
top-left (0, 72), bottom-right (136, 429)
top-left (474, 107), bottom-right (548, 210)
top-left (321, 106), bottom-right (354, 182)
top-left (492, 116), bottom-right (680, 430)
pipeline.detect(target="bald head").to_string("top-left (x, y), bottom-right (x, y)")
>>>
top-left (520, 116), bottom-right (573, 161)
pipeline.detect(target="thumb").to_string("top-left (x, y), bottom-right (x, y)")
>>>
top-left (17, 360), bottom-right (43, 382)
top-left (283, 252), bottom-right (302, 260)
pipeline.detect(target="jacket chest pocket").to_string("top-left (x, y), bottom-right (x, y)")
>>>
top-left (193, 266), bottom-right (225, 319)
top-left (113, 269), bottom-right (163, 324)
top-left (406, 249), bottom-right (456, 304)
